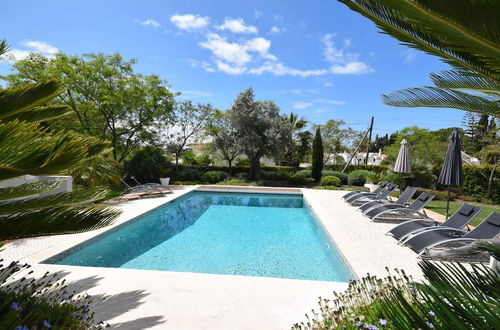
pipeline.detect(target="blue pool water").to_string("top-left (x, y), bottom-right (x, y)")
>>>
top-left (47, 192), bottom-right (353, 282)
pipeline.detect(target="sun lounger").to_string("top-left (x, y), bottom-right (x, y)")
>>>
top-left (402, 212), bottom-right (500, 257)
top-left (358, 186), bottom-right (417, 212)
top-left (364, 192), bottom-right (435, 223)
top-left (342, 182), bottom-right (388, 199)
top-left (345, 183), bottom-right (398, 205)
top-left (387, 203), bottom-right (482, 242)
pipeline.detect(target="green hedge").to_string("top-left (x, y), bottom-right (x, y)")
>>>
top-left (201, 170), bottom-right (229, 183)
top-left (323, 164), bottom-right (388, 173)
top-left (348, 170), bottom-right (371, 186)
top-left (321, 176), bottom-right (342, 187)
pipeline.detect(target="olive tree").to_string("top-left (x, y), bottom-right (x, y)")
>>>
top-left (206, 109), bottom-right (241, 173)
top-left (227, 88), bottom-right (291, 180)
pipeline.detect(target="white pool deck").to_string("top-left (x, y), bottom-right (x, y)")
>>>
top-left (0, 186), bottom-right (424, 330)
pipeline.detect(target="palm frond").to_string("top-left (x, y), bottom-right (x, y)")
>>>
top-left (0, 180), bottom-right (64, 200)
top-left (338, 0), bottom-right (500, 83)
top-left (1, 105), bottom-right (71, 123)
top-left (0, 120), bottom-right (88, 180)
top-left (0, 186), bottom-right (110, 214)
top-left (0, 80), bottom-right (66, 120)
top-left (0, 204), bottom-right (119, 240)
top-left (430, 70), bottom-right (500, 96)
top-left (0, 39), bottom-right (9, 57)
top-left (382, 86), bottom-right (500, 116)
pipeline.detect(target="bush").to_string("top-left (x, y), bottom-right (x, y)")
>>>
top-left (201, 170), bottom-right (229, 183)
top-left (235, 158), bottom-right (250, 166)
top-left (123, 146), bottom-right (170, 184)
top-left (366, 171), bottom-right (385, 184)
top-left (294, 169), bottom-right (312, 178)
top-left (320, 175), bottom-right (342, 187)
top-left (347, 170), bottom-right (371, 186)
top-left (178, 168), bottom-right (202, 181)
top-left (0, 261), bottom-right (107, 329)
top-left (322, 170), bottom-right (348, 184)
top-left (261, 170), bottom-right (291, 181)
top-left (289, 174), bottom-right (314, 186)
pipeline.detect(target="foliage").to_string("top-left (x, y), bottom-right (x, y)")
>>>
top-left (320, 176), bottom-right (342, 187)
top-left (414, 187), bottom-right (457, 201)
top-left (319, 119), bottom-right (360, 165)
top-left (294, 243), bottom-right (500, 329)
top-left (177, 168), bottom-right (203, 181)
top-left (288, 175), bottom-right (314, 186)
top-left (181, 150), bottom-right (211, 166)
top-left (161, 101), bottom-right (213, 169)
top-left (123, 146), bottom-right (170, 184)
top-left (0, 40), bottom-right (118, 240)
top-left (261, 170), bottom-right (291, 182)
top-left (348, 170), bottom-right (371, 186)
top-left (235, 158), bottom-right (250, 166)
top-left (3, 52), bottom-right (175, 162)
top-left (206, 109), bottom-right (241, 172)
top-left (366, 171), bottom-right (384, 184)
top-left (312, 128), bottom-right (324, 182)
top-left (0, 260), bottom-right (108, 329)
top-left (295, 169), bottom-right (312, 178)
top-left (369, 133), bottom-right (396, 152)
top-left (201, 170), bottom-right (229, 184)
top-left (280, 113), bottom-right (311, 167)
top-left (322, 171), bottom-right (348, 184)
top-left (227, 88), bottom-right (292, 180)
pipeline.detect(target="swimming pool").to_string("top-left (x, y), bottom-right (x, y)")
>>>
top-left (45, 191), bottom-right (353, 282)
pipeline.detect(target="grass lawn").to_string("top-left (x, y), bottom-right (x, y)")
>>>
top-left (426, 200), bottom-right (500, 226)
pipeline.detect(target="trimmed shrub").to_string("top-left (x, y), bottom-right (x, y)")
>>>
top-left (261, 170), bottom-right (291, 181)
top-left (415, 187), bottom-right (457, 201)
top-left (348, 170), bottom-right (371, 186)
top-left (294, 169), bottom-right (312, 178)
top-left (322, 170), bottom-right (348, 184)
top-left (289, 174), bottom-right (314, 186)
top-left (320, 175), bottom-right (342, 187)
top-left (324, 164), bottom-right (388, 173)
top-left (201, 170), bottom-right (229, 183)
top-left (178, 168), bottom-right (202, 181)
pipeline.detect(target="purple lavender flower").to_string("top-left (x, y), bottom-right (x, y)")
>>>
top-left (364, 324), bottom-right (379, 330)
top-left (378, 319), bottom-right (387, 326)
top-left (71, 313), bottom-right (78, 318)
top-left (81, 313), bottom-right (89, 321)
top-left (43, 320), bottom-right (52, 328)
top-left (426, 322), bottom-right (435, 328)
top-left (428, 311), bottom-right (435, 317)
top-left (10, 302), bottom-right (22, 311)
top-left (15, 326), bottom-right (28, 330)
top-left (356, 321), bottom-right (364, 327)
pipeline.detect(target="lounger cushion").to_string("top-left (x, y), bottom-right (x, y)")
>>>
top-left (418, 195), bottom-right (429, 202)
top-left (487, 217), bottom-right (500, 227)
top-left (458, 205), bottom-right (475, 217)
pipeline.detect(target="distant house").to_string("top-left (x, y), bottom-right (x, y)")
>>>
top-left (338, 150), bottom-right (387, 166)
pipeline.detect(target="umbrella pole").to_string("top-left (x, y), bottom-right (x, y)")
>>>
top-left (445, 186), bottom-right (451, 220)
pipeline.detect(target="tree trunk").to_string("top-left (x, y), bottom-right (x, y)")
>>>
top-left (175, 154), bottom-right (180, 173)
top-left (486, 161), bottom-right (498, 200)
top-left (227, 159), bottom-right (233, 176)
top-left (248, 156), bottom-right (261, 181)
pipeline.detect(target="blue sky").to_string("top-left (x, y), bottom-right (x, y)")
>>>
top-left (1, 0), bottom-right (466, 135)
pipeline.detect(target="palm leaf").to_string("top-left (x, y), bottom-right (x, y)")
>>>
top-left (430, 70), bottom-right (500, 96)
top-left (338, 0), bottom-right (500, 83)
top-left (0, 204), bottom-right (119, 240)
top-left (0, 39), bottom-right (9, 57)
top-left (0, 186), bottom-right (110, 214)
top-left (0, 80), bottom-right (66, 120)
top-left (0, 180), bottom-right (64, 200)
top-left (382, 86), bottom-right (500, 116)
top-left (1, 105), bottom-right (71, 123)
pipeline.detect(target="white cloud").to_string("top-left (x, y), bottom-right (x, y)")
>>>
top-left (170, 14), bottom-right (209, 30)
top-left (2, 40), bottom-right (59, 63)
top-left (215, 60), bottom-right (247, 75)
top-left (403, 49), bottom-right (417, 63)
top-left (200, 33), bottom-right (253, 66)
top-left (21, 40), bottom-right (58, 54)
top-left (136, 19), bottom-right (161, 29)
top-left (287, 88), bottom-right (319, 95)
top-left (313, 107), bottom-right (329, 117)
top-left (270, 26), bottom-right (282, 33)
top-left (248, 61), bottom-right (327, 77)
top-left (188, 59), bottom-right (215, 72)
top-left (323, 81), bottom-right (334, 87)
top-left (330, 61), bottom-right (373, 74)
top-left (321, 33), bottom-right (373, 75)
top-left (254, 10), bottom-right (263, 18)
top-left (273, 14), bottom-right (284, 21)
top-left (218, 17), bottom-right (258, 34)
top-left (292, 101), bottom-right (313, 109)
top-left (314, 98), bottom-right (346, 105)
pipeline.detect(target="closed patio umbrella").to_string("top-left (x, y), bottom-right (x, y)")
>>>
top-left (438, 130), bottom-right (463, 219)
top-left (393, 139), bottom-right (411, 174)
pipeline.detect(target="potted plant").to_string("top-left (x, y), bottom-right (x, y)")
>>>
top-left (365, 172), bottom-right (384, 192)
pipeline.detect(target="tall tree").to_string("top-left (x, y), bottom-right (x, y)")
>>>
top-left (0, 40), bottom-right (118, 240)
top-left (319, 119), bottom-right (360, 165)
top-left (161, 101), bottom-right (213, 170)
top-left (281, 113), bottom-right (310, 167)
top-left (227, 88), bottom-right (290, 180)
top-left (206, 110), bottom-right (241, 173)
top-left (311, 128), bottom-right (324, 182)
top-left (3, 52), bottom-right (175, 162)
